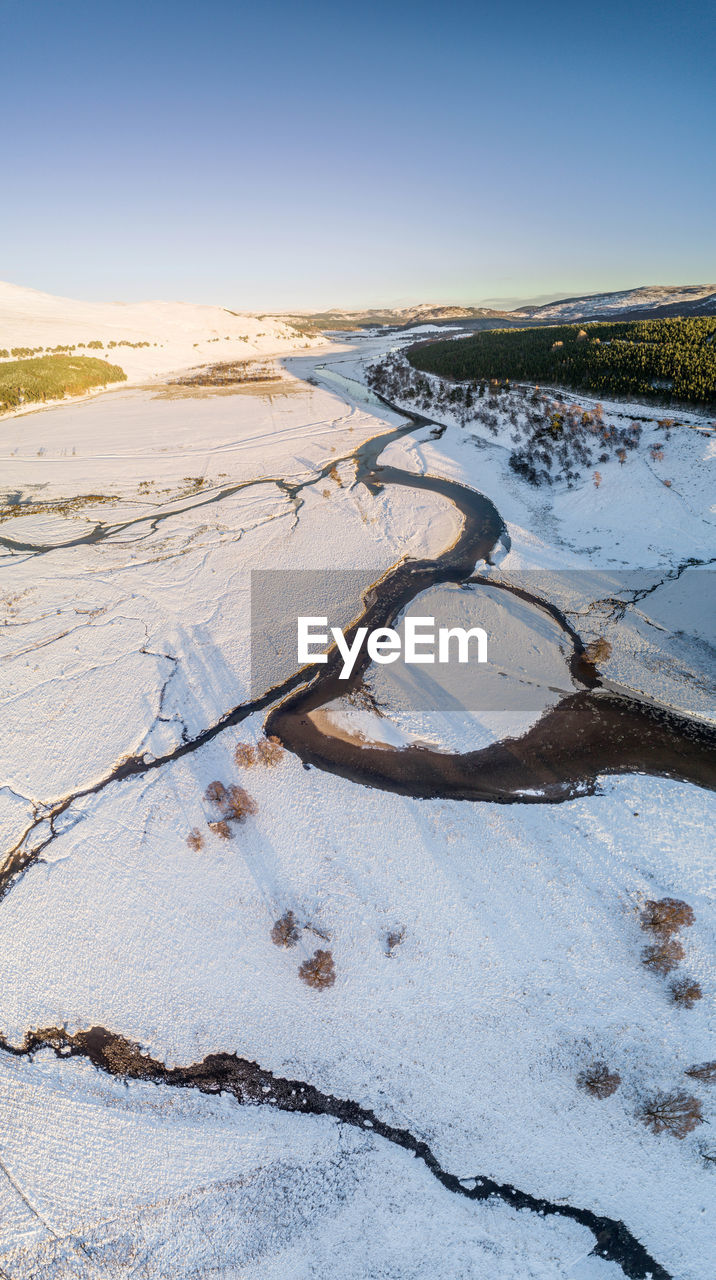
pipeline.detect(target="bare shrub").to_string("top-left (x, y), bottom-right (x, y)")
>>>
top-left (205, 780), bottom-right (228, 807)
top-left (577, 1061), bottom-right (621, 1099)
top-left (186, 828), bottom-right (204, 852)
top-left (271, 909), bottom-right (300, 949)
top-left (686, 1061), bottom-right (716, 1084)
top-left (697, 1141), bottom-right (716, 1167)
top-left (298, 949), bottom-right (336, 990)
top-left (224, 784), bottom-right (258, 821)
top-left (641, 939), bottom-right (684, 976)
top-left (305, 922), bottom-right (331, 941)
top-left (386, 926), bottom-right (406, 956)
top-left (205, 778), bottom-right (257, 824)
top-left (257, 735), bottom-right (284, 766)
top-left (669, 977), bottom-right (703, 1009)
top-left (584, 636), bottom-right (612, 664)
top-left (639, 1090), bottom-right (703, 1138)
top-left (640, 897), bottom-right (694, 937)
top-left (208, 820), bottom-right (232, 841)
top-left (234, 742), bottom-right (256, 767)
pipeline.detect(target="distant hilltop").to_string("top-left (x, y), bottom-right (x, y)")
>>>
top-left (511, 283), bottom-right (716, 322)
top-left (279, 284), bottom-right (716, 333)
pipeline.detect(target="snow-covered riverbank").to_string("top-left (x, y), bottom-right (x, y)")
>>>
top-left (0, 322), bottom-right (714, 1280)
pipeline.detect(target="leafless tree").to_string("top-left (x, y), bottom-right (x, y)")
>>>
top-left (577, 1061), bottom-right (621, 1099)
top-left (205, 780), bottom-right (227, 807)
top-left (640, 898), bottom-right (694, 937)
top-left (224, 784), bottom-right (258, 821)
top-left (234, 742), bottom-right (256, 767)
top-left (639, 1090), bottom-right (703, 1138)
top-left (686, 1061), bottom-right (716, 1084)
top-left (271, 910), bottom-right (300, 949)
top-left (257, 735), bottom-right (284, 766)
top-left (641, 939), bottom-right (684, 975)
top-left (669, 977), bottom-right (703, 1009)
top-left (298, 949), bottom-right (336, 990)
top-left (205, 779), bottom-right (257, 824)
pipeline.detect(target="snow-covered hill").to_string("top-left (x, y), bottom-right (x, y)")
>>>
top-left (0, 281), bottom-right (317, 382)
top-left (512, 283), bottom-right (716, 322)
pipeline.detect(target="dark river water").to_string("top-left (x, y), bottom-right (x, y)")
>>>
top-left (267, 365), bottom-right (716, 803)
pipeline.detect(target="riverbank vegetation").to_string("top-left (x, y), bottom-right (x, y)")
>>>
top-left (366, 352), bottom-right (651, 487)
top-left (0, 354), bottom-right (127, 413)
top-left (407, 317), bottom-right (716, 405)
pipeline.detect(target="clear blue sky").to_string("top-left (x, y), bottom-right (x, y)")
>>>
top-left (2, 0), bottom-right (714, 309)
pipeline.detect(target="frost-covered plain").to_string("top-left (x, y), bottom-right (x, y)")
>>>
top-left (0, 307), bottom-right (714, 1280)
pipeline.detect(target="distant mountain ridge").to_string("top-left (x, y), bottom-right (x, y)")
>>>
top-left (510, 283), bottom-right (716, 322)
top-left (3, 281), bottom-right (715, 347)
top-left (277, 303), bottom-right (513, 332)
top-left (285, 284), bottom-right (716, 332)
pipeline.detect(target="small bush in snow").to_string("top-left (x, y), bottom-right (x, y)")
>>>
top-left (686, 1061), bottom-right (716, 1084)
top-left (257, 735), bottom-right (284, 766)
top-left (584, 636), bottom-right (612, 664)
top-left (577, 1061), bottom-right (621, 1099)
top-left (205, 779), bottom-right (257, 823)
top-left (669, 977), bottom-right (703, 1009)
top-left (271, 910), bottom-right (300, 949)
top-left (224, 784), bottom-right (258, 821)
top-left (298, 949), bottom-right (336, 990)
top-left (640, 897), bottom-right (694, 937)
top-left (205, 780), bottom-right (228, 807)
top-left (234, 741), bottom-right (257, 767)
top-left (386, 926), bottom-right (406, 956)
top-left (641, 939), bottom-right (684, 975)
top-left (208, 820), bottom-right (232, 841)
top-left (639, 1090), bottom-right (703, 1138)
top-left (186, 828), bottom-right (204, 852)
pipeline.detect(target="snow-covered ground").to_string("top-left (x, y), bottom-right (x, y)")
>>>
top-left (0, 307), bottom-right (714, 1280)
top-left (0, 280), bottom-right (318, 387)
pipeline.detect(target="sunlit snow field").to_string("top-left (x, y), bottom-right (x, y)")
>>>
top-left (0, 299), bottom-right (714, 1279)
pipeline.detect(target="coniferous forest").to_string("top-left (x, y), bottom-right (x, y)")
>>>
top-left (408, 317), bottom-right (716, 405)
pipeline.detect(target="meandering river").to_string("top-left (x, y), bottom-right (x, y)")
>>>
top-left (267, 356), bottom-right (716, 802)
